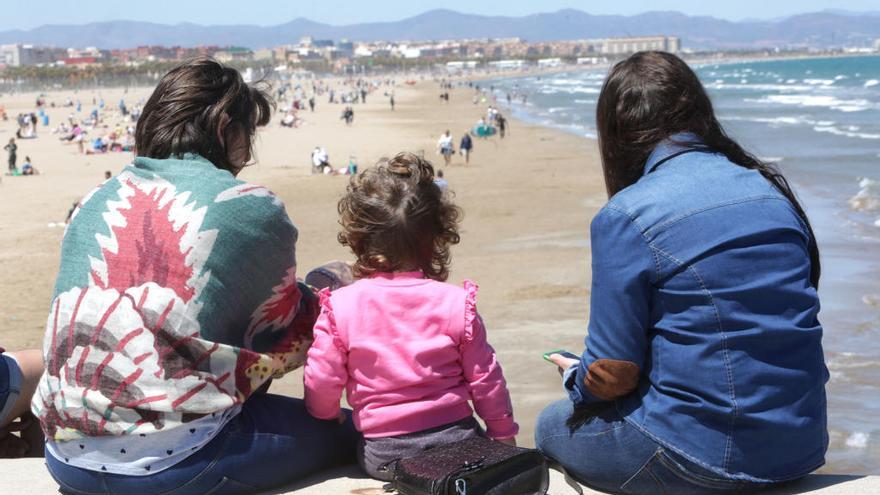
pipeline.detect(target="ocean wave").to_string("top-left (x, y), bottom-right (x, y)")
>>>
top-left (814, 125), bottom-right (880, 140)
top-left (866, 79), bottom-right (880, 88)
top-left (804, 78), bottom-right (835, 86)
top-left (746, 94), bottom-right (877, 112)
top-left (706, 82), bottom-right (815, 92)
top-left (849, 178), bottom-right (880, 212)
top-left (759, 156), bottom-right (784, 163)
top-left (538, 85), bottom-right (601, 95)
top-left (846, 432), bottom-right (870, 449)
top-left (549, 75), bottom-right (604, 85)
top-left (573, 99), bottom-right (596, 104)
top-left (827, 355), bottom-right (880, 370)
top-left (723, 115), bottom-right (834, 127)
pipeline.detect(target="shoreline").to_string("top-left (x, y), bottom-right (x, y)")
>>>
top-left (2, 55), bottom-right (875, 475)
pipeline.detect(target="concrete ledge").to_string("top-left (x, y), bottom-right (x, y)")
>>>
top-left (0, 458), bottom-right (875, 494)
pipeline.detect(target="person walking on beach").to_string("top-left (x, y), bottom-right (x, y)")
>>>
top-left (390, 93), bottom-right (395, 111)
top-left (437, 130), bottom-right (455, 167)
top-left (38, 58), bottom-right (357, 495)
top-left (342, 106), bottom-right (354, 125)
top-left (304, 153), bottom-right (518, 481)
top-left (460, 131), bottom-right (473, 165)
top-left (536, 51), bottom-right (827, 494)
top-left (496, 114), bottom-right (507, 139)
top-left (4, 138), bottom-right (17, 173)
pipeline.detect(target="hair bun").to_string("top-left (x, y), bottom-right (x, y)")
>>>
top-left (385, 152), bottom-right (435, 185)
top-left (388, 163), bottom-right (413, 177)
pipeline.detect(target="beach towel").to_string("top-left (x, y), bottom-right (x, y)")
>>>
top-left (34, 154), bottom-right (318, 441)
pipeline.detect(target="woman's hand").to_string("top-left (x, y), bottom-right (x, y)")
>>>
top-left (547, 353), bottom-right (579, 375)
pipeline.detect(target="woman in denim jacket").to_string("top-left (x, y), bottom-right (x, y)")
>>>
top-left (536, 51), bottom-right (827, 494)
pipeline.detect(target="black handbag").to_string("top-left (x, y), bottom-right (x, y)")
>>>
top-left (391, 436), bottom-right (549, 495)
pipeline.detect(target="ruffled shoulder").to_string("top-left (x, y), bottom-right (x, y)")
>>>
top-left (318, 287), bottom-right (332, 307)
top-left (318, 288), bottom-right (345, 350)
top-left (462, 280), bottom-right (479, 344)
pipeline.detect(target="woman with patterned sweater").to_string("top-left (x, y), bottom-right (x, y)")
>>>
top-left (36, 58), bottom-right (357, 495)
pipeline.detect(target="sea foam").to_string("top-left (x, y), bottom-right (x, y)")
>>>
top-left (846, 432), bottom-right (869, 449)
top-left (747, 94), bottom-right (876, 113)
top-left (849, 178), bottom-right (880, 212)
top-left (814, 125), bottom-right (880, 140)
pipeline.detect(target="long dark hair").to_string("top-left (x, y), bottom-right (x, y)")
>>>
top-left (135, 57), bottom-right (273, 174)
top-left (596, 51), bottom-right (820, 287)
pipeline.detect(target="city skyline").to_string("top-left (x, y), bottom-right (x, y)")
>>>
top-left (2, 1), bottom-right (880, 31)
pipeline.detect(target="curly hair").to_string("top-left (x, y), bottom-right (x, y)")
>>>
top-left (338, 152), bottom-right (461, 281)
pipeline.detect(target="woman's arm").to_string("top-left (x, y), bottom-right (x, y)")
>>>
top-left (566, 206), bottom-right (655, 404)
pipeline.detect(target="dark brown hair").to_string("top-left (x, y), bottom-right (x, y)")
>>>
top-left (596, 51), bottom-right (820, 287)
top-left (135, 57), bottom-right (273, 174)
top-left (338, 152), bottom-right (461, 281)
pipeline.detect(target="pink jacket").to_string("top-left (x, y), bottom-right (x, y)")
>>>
top-left (304, 272), bottom-right (518, 439)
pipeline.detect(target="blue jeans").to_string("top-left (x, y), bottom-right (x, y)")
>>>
top-left (535, 400), bottom-right (765, 495)
top-left (46, 394), bottom-right (359, 495)
top-left (0, 353), bottom-right (23, 425)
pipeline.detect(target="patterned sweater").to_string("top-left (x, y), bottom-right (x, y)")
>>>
top-left (34, 154), bottom-right (318, 442)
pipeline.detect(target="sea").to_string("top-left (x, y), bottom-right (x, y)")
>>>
top-left (485, 55), bottom-right (880, 474)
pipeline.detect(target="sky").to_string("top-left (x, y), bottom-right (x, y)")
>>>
top-left (2, 1), bottom-right (878, 31)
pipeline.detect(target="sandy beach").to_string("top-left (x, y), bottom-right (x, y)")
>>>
top-left (0, 80), bottom-right (605, 447)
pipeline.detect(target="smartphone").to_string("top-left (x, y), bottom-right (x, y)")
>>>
top-left (542, 349), bottom-right (580, 362)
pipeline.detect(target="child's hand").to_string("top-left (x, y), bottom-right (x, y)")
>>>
top-left (496, 437), bottom-right (517, 447)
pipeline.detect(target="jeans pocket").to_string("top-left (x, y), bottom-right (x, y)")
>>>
top-left (622, 448), bottom-right (749, 495)
top-left (202, 477), bottom-right (258, 495)
top-left (653, 450), bottom-right (747, 492)
top-left (619, 449), bottom-right (666, 495)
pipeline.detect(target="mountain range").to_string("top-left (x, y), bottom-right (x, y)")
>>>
top-left (1, 9), bottom-right (879, 51)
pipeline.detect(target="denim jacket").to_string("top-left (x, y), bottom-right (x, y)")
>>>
top-left (566, 134), bottom-right (828, 482)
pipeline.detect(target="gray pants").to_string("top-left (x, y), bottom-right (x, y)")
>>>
top-left (357, 416), bottom-right (484, 481)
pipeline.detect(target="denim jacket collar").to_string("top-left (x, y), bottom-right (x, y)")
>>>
top-left (642, 132), bottom-right (707, 177)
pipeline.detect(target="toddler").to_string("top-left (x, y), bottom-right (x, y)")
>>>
top-left (304, 152), bottom-right (518, 480)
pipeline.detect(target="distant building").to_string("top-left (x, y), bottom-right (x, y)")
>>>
top-left (577, 56), bottom-right (605, 65)
top-left (537, 58), bottom-right (563, 68)
top-left (300, 37), bottom-right (334, 48)
top-left (603, 36), bottom-right (680, 55)
top-left (0, 43), bottom-right (65, 66)
top-left (336, 40), bottom-right (355, 57)
top-left (401, 47), bottom-right (422, 59)
top-left (214, 47), bottom-right (254, 63)
top-left (488, 59), bottom-right (525, 70)
top-left (253, 48), bottom-right (275, 61)
top-left (60, 57), bottom-right (100, 68)
top-left (446, 60), bottom-right (479, 72)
